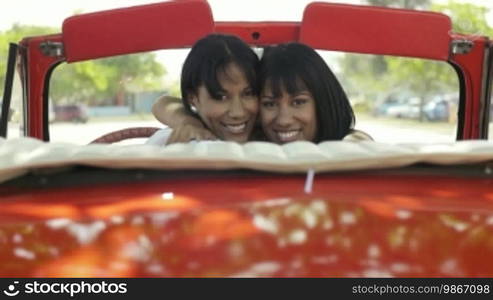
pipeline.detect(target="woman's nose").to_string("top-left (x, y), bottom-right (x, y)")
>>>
top-left (275, 105), bottom-right (294, 127)
top-left (228, 97), bottom-right (247, 118)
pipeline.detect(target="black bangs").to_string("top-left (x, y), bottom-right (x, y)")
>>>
top-left (266, 72), bottom-right (308, 99)
top-left (260, 45), bottom-right (308, 98)
top-left (203, 57), bottom-right (231, 99)
top-left (259, 42), bottom-right (355, 142)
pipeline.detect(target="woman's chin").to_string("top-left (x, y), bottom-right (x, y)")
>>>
top-left (223, 133), bottom-right (250, 144)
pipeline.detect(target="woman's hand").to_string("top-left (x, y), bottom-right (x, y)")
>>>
top-left (166, 124), bottom-right (218, 145)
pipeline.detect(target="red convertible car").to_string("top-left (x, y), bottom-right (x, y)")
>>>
top-left (0, 0), bottom-right (493, 277)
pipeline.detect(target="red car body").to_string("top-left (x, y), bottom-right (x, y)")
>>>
top-left (1, 170), bottom-right (493, 277)
top-left (0, 1), bottom-right (492, 277)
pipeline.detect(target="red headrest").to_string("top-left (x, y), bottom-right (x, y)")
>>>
top-left (63, 0), bottom-right (214, 62)
top-left (300, 2), bottom-right (452, 60)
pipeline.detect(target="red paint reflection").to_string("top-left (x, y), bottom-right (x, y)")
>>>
top-left (1, 174), bottom-right (492, 277)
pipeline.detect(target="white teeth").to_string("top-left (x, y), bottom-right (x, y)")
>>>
top-left (277, 130), bottom-right (299, 141)
top-left (225, 123), bottom-right (246, 134)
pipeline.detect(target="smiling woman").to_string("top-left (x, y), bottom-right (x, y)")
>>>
top-left (259, 42), bottom-right (355, 144)
top-left (150, 42), bottom-right (361, 145)
top-left (189, 63), bottom-right (258, 143)
top-left (180, 34), bottom-right (259, 143)
top-left (147, 33), bottom-right (260, 146)
top-left (260, 85), bottom-right (317, 143)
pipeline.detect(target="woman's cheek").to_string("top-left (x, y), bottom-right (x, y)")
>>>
top-left (248, 99), bottom-right (260, 115)
top-left (260, 110), bottom-right (274, 130)
top-left (206, 102), bottom-right (228, 118)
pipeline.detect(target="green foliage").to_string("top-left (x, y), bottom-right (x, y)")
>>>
top-left (0, 24), bottom-right (57, 96)
top-left (366, 0), bottom-right (430, 9)
top-left (432, 2), bottom-right (493, 37)
top-left (167, 81), bottom-right (182, 98)
top-left (51, 53), bottom-right (166, 105)
top-left (382, 1), bottom-right (492, 97)
top-left (1, 24), bottom-right (166, 106)
top-left (338, 0), bottom-right (492, 120)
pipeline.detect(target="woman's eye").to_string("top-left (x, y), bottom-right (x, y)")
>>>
top-left (243, 89), bottom-right (254, 97)
top-left (261, 100), bottom-right (276, 108)
top-left (214, 93), bottom-right (228, 101)
top-left (293, 98), bottom-right (307, 106)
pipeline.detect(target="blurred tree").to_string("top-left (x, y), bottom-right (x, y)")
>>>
top-left (338, 0), bottom-right (492, 122)
top-left (366, 0), bottom-right (429, 9)
top-left (382, 1), bottom-right (493, 121)
top-left (434, 2), bottom-right (493, 37)
top-left (51, 53), bottom-right (166, 106)
top-left (338, 0), bottom-right (431, 112)
top-left (166, 80), bottom-right (182, 98)
top-left (1, 24), bottom-right (166, 106)
top-left (0, 24), bottom-right (56, 97)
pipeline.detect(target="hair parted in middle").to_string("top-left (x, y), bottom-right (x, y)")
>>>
top-left (180, 33), bottom-right (260, 116)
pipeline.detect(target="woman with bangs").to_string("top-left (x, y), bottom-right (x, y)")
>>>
top-left (151, 40), bottom-right (370, 144)
top-left (258, 42), bottom-right (366, 144)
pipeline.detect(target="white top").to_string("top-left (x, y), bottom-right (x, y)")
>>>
top-left (145, 128), bottom-right (172, 146)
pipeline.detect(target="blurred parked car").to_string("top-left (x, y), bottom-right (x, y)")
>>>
top-left (386, 96), bottom-right (421, 119)
top-left (375, 91), bottom-right (459, 121)
top-left (373, 90), bottom-right (423, 119)
top-left (423, 94), bottom-right (458, 122)
top-left (54, 104), bottom-right (89, 123)
top-left (372, 91), bottom-right (407, 116)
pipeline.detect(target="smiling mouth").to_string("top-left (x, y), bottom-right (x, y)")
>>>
top-left (223, 122), bottom-right (248, 134)
top-left (276, 130), bottom-right (301, 142)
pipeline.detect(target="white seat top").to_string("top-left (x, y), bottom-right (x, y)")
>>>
top-left (1, 137), bottom-right (493, 183)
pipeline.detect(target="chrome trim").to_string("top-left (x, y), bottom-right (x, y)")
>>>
top-left (451, 39), bottom-right (474, 54)
top-left (39, 41), bottom-right (64, 57)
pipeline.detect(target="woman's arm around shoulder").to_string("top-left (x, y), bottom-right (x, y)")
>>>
top-left (152, 95), bottom-right (203, 128)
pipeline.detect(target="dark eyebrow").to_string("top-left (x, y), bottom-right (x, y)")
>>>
top-left (293, 91), bottom-right (311, 96)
